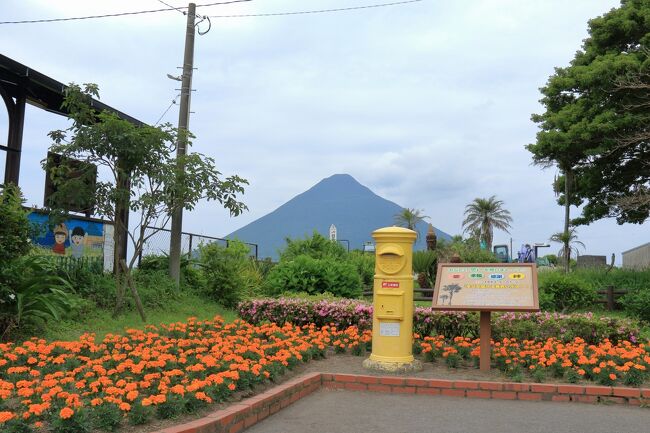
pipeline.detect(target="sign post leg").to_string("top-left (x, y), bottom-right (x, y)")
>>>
top-left (479, 311), bottom-right (491, 371)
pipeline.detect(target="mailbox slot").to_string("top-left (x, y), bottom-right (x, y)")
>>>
top-left (377, 245), bottom-right (406, 274)
top-left (375, 290), bottom-right (404, 319)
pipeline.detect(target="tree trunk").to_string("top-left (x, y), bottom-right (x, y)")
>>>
top-left (563, 168), bottom-right (571, 274)
top-left (112, 160), bottom-right (131, 317)
top-left (120, 259), bottom-right (147, 322)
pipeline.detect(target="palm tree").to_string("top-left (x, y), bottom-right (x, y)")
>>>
top-left (462, 196), bottom-right (513, 251)
top-left (550, 228), bottom-right (585, 272)
top-left (394, 208), bottom-right (429, 238)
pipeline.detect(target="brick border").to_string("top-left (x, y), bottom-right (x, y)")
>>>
top-left (152, 374), bottom-right (649, 433)
top-left (321, 374), bottom-right (650, 407)
top-left (153, 373), bottom-right (322, 433)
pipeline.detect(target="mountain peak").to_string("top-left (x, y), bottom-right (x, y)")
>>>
top-left (228, 174), bottom-right (451, 259)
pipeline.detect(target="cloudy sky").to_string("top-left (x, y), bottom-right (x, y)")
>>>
top-left (1, 0), bottom-right (645, 262)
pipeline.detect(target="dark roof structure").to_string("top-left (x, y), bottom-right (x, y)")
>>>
top-left (0, 53), bottom-right (144, 125)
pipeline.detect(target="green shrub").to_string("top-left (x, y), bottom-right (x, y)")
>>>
top-left (198, 240), bottom-right (253, 308)
top-left (412, 250), bottom-right (436, 287)
top-left (0, 185), bottom-right (33, 266)
top-left (132, 270), bottom-right (179, 309)
top-left (436, 237), bottom-right (499, 263)
top-left (264, 255), bottom-right (362, 298)
top-left (279, 231), bottom-right (347, 261)
top-left (92, 403), bottom-right (122, 431)
top-left (0, 255), bottom-right (77, 339)
top-left (537, 271), bottom-right (597, 311)
top-left (620, 288), bottom-right (650, 322)
top-left (347, 251), bottom-right (375, 287)
top-left (138, 253), bottom-right (191, 273)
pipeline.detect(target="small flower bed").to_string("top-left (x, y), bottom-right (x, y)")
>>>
top-left (0, 318), bottom-right (364, 433)
top-left (238, 298), bottom-right (642, 344)
top-left (1, 316), bottom-right (647, 433)
top-left (421, 335), bottom-right (650, 387)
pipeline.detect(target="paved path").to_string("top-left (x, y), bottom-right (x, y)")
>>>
top-left (246, 388), bottom-right (649, 433)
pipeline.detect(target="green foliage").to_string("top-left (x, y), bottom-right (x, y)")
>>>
top-left (347, 251), bottom-right (375, 287)
top-left (49, 409), bottom-right (90, 433)
top-left (264, 255), bottom-right (362, 298)
top-left (537, 271), bottom-right (597, 311)
top-left (0, 255), bottom-right (77, 339)
top-left (462, 196), bottom-right (512, 250)
top-left (621, 288), bottom-right (650, 322)
top-left (132, 270), bottom-right (180, 309)
top-left (279, 231), bottom-right (347, 261)
top-left (2, 419), bottom-right (33, 433)
top-left (529, 1), bottom-right (650, 225)
top-left (199, 241), bottom-right (257, 308)
top-left (138, 253), bottom-right (189, 272)
top-left (0, 185), bottom-right (33, 265)
top-left (393, 207), bottom-right (429, 238)
top-left (436, 237), bottom-right (499, 263)
top-left (412, 250), bottom-right (437, 287)
top-left (92, 403), bottom-right (122, 432)
top-left (128, 402), bottom-right (154, 426)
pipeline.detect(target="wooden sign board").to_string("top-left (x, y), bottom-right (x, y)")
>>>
top-left (432, 263), bottom-right (539, 312)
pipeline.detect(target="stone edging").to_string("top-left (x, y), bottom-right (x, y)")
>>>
top-left (151, 373), bottom-right (650, 433)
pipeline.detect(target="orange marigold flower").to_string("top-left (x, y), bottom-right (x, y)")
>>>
top-left (119, 402), bottom-right (131, 412)
top-left (59, 407), bottom-right (74, 419)
top-left (0, 411), bottom-right (16, 423)
top-left (609, 373), bottom-right (616, 381)
top-left (228, 383), bottom-right (236, 391)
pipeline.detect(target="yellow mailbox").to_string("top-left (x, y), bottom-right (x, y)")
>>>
top-left (363, 226), bottom-right (422, 372)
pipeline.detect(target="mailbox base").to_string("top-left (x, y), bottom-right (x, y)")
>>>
top-left (363, 356), bottom-right (422, 373)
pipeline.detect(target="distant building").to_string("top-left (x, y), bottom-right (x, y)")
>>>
top-left (577, 255), bottom-right (606, 268)
top-left (622, 243), bottom-right (650, 270)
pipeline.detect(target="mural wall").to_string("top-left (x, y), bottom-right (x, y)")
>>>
top-left (27, 212), bottom-right (114, 271)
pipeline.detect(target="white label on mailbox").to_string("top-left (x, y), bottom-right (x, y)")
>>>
top-left (379, 322), bottom-right (400, 337)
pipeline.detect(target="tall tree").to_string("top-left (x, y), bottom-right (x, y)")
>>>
top-left (46, 83), bottom-right (248, 319)
top-left (462, 196), bottom-right (512, 251)
top-left (529, 0), bottom-right (650, 232)
top-left (393, 208), bottom-right (429, 238)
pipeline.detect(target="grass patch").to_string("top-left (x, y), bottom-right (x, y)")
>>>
top-left (41, 293), bottom-right (237, 342)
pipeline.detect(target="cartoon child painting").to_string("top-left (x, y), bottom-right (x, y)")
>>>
top-left (70, 226), bottom-right (86, 258)
top-left (52, 223), bottom-right (68, 255)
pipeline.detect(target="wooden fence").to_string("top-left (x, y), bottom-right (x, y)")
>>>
top-left (363, 285), bottom-right (629, 310)
top-left (595, 286), bottom-right (628, 311)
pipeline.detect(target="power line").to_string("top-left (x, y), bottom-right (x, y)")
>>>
top-left (154, 94), bottom-right (181, 126)
top-left (207, 0), bottom-right (424, 18)
top-left (155, 0), bottom-right (186, 16)
top-left (0, 0), bottom-right (252, 25)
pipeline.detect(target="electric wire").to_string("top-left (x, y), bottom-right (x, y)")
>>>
top-left (0, 0), bottom-right (423, 25)
top-left (0, 0), bottom-right (252, 25)
top-left (207, 0), bottom-right (424, 18)
top-left (154, 94), bottom-right (181, 126)
top-left (155, 0), bottom-right (186, 15)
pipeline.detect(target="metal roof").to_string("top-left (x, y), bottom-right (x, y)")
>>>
top-left (0, 53), bottom-right (145, 126)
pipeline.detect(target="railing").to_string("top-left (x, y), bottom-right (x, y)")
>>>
top-left (595, 286), bottom-right (628, 311)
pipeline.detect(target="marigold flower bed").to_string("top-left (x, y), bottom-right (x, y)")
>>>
top-left (0, 317), bottom-right (647, 433)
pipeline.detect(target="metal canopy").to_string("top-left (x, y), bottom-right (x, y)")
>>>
top-left (0, 53), bottom-right (144, 125)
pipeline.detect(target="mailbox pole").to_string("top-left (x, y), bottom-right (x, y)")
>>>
top-left (363, 227), bottom-right (422, 373)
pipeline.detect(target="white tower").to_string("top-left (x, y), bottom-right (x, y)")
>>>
top-left (329, 224), bottom-right (337, 241)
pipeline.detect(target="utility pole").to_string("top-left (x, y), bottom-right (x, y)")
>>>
top-left (169, 2), bottom-right (196, 285)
